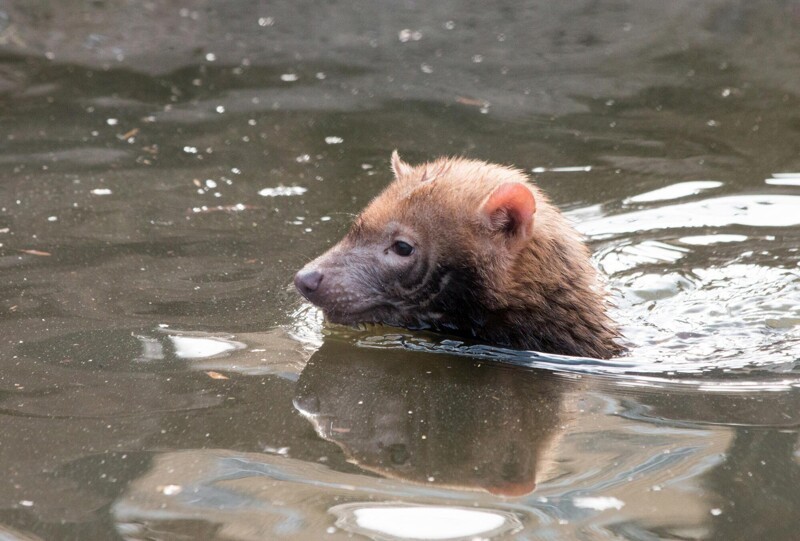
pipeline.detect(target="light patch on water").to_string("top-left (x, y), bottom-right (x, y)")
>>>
top-left (622, 271), bottom-right (694, 302)
top-left (765, 173), bottom-right (800, 186)
top-left (696, 380), bottom-right (800, 392)
top-left (330, 503), bottom-right (519, 540)
top-left (573, 496), bottom-right (625, 511)
top-left (160, 484), bottom-right (182, 496)
top-left (398, 29), bottom-right (423, 42)
top-left (90, 188), bottom-right (113, 195)
top-left (579, 195), bottom-right (800, 238)
top-left (625, 181), bottom-right (722, 204)
top-left (532, 165), bottom-right (593, 173)
top-left (596, 240), bottom-right (688, 275)
top-left (565, 203), bottom-right (604, 223)
top-left (258, 186), bottom-right (307, 197)
top-left (678, 234), bottom-right (747, 245)
top-left (169, 336), bottom-right (240, 359)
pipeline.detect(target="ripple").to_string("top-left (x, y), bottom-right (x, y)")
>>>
top-left (624, 180), bottom-right (722, 204)
top-left (616, 264), bottom-right (800, 371)
top-left (578, 195), bottom-right (800, 238)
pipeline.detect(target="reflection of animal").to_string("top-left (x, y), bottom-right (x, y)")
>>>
top-left (295, 152), bottom-right (623, 359)
top-left (294, 341), bottom-right (573, 497)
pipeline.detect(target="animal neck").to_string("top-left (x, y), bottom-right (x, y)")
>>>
top-left (478, 234), bottom-right (622, 359)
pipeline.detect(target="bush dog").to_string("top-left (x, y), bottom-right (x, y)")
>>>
top-left (295, 152), bottom-right (623, 359)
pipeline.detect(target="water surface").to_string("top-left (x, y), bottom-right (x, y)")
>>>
top-left (1, 2), bottom-right (799, 540)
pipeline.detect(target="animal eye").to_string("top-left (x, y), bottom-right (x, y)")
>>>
top-left (391, 240), bottom-right (414, 257)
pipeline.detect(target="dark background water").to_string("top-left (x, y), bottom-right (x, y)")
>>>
top-left (1, 1), bottom-right (799, 540)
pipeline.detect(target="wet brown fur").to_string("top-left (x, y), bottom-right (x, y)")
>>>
top-left (298, 153), bottom-right (625, 359)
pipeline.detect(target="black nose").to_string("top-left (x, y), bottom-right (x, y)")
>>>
top-left (294, 268), bottom-right (323, 297)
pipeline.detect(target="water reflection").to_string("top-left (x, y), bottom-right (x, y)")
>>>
top-left (329, 503), bottom-right (522, 540)
top-left (112, 450), bottom-right (537, 541)
top-left (135, 329), bottom-right (246, 362)
top-left (293, 340), bottom-right (574, 497)
top-left (13, 322), bottom-right (791, 539)
top-left (105, 340), bottom-right (774, 540)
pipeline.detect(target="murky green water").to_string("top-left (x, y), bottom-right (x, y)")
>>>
top-left (1, 2), bottom-right (799, 540)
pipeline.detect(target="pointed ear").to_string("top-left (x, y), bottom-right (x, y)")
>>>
top-left (480, 183), bottom-right (537, 242)
top-left (391, 150), bottom-right (413, 178)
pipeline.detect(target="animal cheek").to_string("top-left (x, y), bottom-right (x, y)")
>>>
top-left (318, 272), bottom-right (362, 302)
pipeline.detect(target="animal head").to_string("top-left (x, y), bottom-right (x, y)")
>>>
top-left (294, 151), bottom-right (547, 332)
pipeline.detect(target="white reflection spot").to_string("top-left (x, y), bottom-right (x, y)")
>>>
top-left (352, 506), bottom-right (507, 540)
top-left (532, 165), bottom-right (592, 173)
top-left (579, 195), bottom-right (800, 238)
top-left (626, 181), bottom-right (722, 204)
top-left (170, 336), bottom-right (237, 359)
top-left (679, 234), bottom-right (747, 246)
top-left (573, 496), bottom-right (625, 511)
top-left (160, 484), bottom-right (182, 496)
top-left (258, 186), bottom-right (307, 197)
top-left (765, 173), bottom-right (800, 186)
top-left (398, 29), bottom-right (423, 42)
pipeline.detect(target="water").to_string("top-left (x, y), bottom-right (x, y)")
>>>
top-left (1, 1), bottom-right (799, 539)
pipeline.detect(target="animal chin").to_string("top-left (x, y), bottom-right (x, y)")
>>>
top-left (320, 304), bottom-right (398, 326)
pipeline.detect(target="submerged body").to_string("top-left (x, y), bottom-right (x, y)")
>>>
top-left (295, 152), bottom-right (624, 359)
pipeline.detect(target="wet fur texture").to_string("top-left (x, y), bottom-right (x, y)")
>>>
top-left (296, 153), bottom-right (624, 359)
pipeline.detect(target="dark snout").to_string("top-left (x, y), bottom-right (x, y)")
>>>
top-left (294, 267), bottom-right (323, 300)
